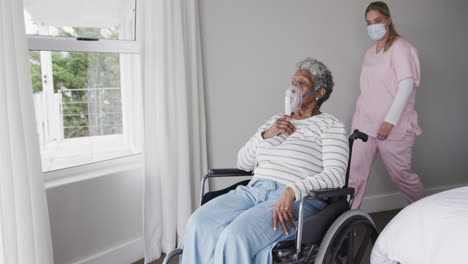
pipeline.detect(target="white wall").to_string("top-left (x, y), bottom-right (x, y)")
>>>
top-left (199, 0), bottom-right (468, 211)
top-left (46, 161), bottom-right (144, 264)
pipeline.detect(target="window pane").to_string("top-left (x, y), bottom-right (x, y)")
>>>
top-left (62, 88), bottom-right (123, 138)
top-left (24, 0), bottom-right (136, 40)
top-left (29, 50), bottom-right (141, 172)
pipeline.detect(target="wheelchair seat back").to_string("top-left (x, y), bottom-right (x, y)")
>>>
top-left (272, 197), bottom-right (349, 262)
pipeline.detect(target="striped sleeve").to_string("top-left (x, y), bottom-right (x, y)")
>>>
top-left (288, 122), bottom-right (349, 201)
top-left (237, 115), bottom-right (281, 171)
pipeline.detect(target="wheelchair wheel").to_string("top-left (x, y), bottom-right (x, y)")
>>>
top-left (314, 210), bottom-right (378, 264)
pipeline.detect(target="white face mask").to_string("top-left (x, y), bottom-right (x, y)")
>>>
top-left (284, 85), bottom-right (321, 115)
top-left (367, 23), bottom-right (387, 41)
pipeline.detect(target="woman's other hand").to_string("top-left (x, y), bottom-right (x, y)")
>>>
top-left (268, 187), bottom-right (297, 235)
top-left (377, 121), bottom-right (394, 140)
top-left (262, 115), bottom-right (295, 139)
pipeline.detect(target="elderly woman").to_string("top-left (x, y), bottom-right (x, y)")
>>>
top-left (181, 57), bottom-right (349, 264)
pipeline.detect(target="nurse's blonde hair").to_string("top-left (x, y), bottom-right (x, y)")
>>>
top-left (365, 1), bottom-right (400, 52)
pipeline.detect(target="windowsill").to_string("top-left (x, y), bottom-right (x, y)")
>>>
top-left (41, 134), bottom-right (137, 172)
top-left (44, 153), bottom-right (143, 189)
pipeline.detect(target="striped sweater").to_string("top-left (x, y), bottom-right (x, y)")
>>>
top-left (237, 113), bottom-right (349, 201)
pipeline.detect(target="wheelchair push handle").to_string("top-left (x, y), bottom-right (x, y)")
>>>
top-left (344, 129), bottom-right (368, 189)
top-left (350, 129), bottom-right (368, 142)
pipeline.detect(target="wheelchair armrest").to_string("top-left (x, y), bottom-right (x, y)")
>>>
top-left (206, 168), bottom-right (253, 177)
top-left (307, 187), bottom-right (355, 200)
top-left (200, 169), bottom-right (253, 206)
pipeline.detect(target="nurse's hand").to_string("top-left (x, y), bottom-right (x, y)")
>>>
top-left (377, 122), bottom-right (394, 140)
top-left (262, 115), bottom-right (296, 139)
top-left (268, 187), bottom-right (297, 235)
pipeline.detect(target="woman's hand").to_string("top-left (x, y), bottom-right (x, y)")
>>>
top-left (268, 187), bottom-right (297, 235)
top-left (377, 121), bottom-right (394, 140)
top-left (262, 115), bottom-right (295, 139)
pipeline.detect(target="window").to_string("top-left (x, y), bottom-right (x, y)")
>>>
top-left (24, 0), bottom-right (143, 172)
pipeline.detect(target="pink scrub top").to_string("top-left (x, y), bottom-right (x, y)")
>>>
top-left (352, 37), bottom-right (422, 140)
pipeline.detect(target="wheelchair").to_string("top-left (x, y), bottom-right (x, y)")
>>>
top-left (163, 130), bottom-right (378, 264)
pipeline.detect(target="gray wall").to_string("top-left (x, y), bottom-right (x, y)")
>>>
top-left (199, 0), bottom-right (468, 209)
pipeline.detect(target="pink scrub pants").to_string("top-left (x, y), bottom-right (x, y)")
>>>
top-left (349, 135), bottom-right (426, 209)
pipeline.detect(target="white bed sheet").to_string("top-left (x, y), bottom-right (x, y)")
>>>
top-left (371, 186), bottom-right (468, 264)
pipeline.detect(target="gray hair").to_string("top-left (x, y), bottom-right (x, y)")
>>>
top-left (296, 57), bottom-right (334, 106)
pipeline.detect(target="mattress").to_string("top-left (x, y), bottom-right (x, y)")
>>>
top-left (371, 186), bottom-right (468, 264)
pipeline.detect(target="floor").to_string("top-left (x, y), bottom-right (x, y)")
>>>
top-left (132, 209), bottom-right (401, 264)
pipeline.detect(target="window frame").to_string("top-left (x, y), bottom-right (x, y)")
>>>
top-left (28, 36), bottom-right (140, 54)
top-left (26, 2), bottom-right (144, 186)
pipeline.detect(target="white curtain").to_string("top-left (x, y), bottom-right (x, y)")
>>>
top-left (0, 0), bottom-right (54, 263)
top-left (140, 0), bottom-right (208, 262)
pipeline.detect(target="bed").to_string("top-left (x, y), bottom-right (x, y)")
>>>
top-left (371, 186), bottom-right (468, 264)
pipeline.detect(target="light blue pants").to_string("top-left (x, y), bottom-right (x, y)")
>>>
top-left (181, 178), bottom-right (327, 264)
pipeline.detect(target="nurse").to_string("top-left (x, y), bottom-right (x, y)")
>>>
top-left (349, 1), bottom-right (426, 209)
